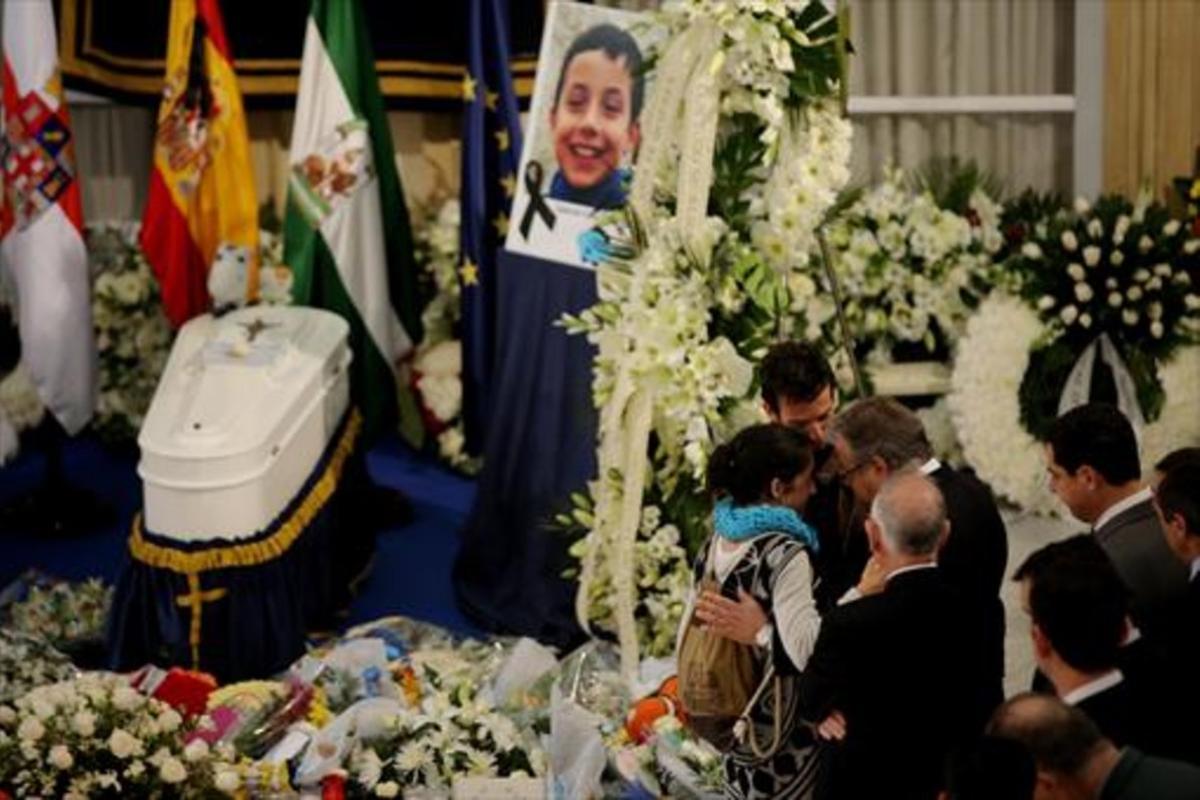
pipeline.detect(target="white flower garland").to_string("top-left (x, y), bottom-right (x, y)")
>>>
top-left (948, 294), bottom-right (1061, 514)
top-left (569, 0), bottom-right (851, 679)
top-left (950, 294), bottom-right (1200, 514)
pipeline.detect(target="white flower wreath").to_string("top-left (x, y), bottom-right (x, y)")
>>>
top-left (950, 293), bottom-right (1200, 514)
top-left (948, 293), bottom-right (1060, 514)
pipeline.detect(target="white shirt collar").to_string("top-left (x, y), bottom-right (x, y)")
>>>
top-left (919, 458), bottom-right (941, 476)
top-left (1092, 487), bottom-right (1153, 533)
top-left (1061, 669), bottom-right (1124, 706)
top-left (1190, 556), bottom-right (1200, 583)
top-left (885, 562), bottom-right (938, 582)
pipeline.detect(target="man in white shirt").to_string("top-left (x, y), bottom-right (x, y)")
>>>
top-left (1044, 404), bottom-right (1188, 639)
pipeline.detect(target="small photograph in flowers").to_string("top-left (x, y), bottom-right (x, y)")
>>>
top-left (505, 2), bottom-right (655, 270)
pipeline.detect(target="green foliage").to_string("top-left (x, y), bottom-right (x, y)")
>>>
top-left (910, 157), bottom-right (1005, 215)
top-left (785, 1), bottom-right (847, 108)
top-left (710, 115), bottom-right (768, 231)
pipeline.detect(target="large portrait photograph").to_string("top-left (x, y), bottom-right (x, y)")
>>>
top-left (504, 2), bottom-right (655, 269)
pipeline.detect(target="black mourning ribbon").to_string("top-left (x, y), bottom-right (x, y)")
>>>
top-left (519, 160), bottom-right (556, 239)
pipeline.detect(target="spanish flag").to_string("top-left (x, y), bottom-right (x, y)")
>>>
top-left (141, 0), bottom-right (258, 328)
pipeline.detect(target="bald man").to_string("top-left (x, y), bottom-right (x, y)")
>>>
top-left (795, 471), bottom-right (993, 800)
top-left (988, 693), bottom-right (1200, 800)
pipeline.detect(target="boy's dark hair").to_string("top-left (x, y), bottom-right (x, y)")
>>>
top-left (707, 424), bottom-right (813, 506)
top-left (1046, 404), bottom-right (1140, 486)
top-left (944, 736), bottom-right (1036, 800)
top-left (987, 694), bottom-right (1105, 776)
top-left (1013, 535), bottom-right (1127, 672)
top-left (553, 24), bottom-right (644, 120)
top-left (1155, 447), bottom-right (1200, 475)
top-left (1157, 465), bottom-right (1200, 537)
top-left (760, 341), bottom-right (835, 410)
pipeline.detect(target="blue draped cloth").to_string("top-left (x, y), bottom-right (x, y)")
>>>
top-left (452, 250), bottom-right (597, 650)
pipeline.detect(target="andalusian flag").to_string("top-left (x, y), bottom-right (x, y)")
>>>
top-left (141, 0), bottom-right (258, 328)
top-left (284, 0), bottom-right (423, 441)
top-left (0, 0), bottom-right (95, 434)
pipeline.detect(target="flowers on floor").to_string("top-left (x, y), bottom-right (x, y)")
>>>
top-left (564, 0), bottom-right (851, 676)
top-left (5, 576), bottom-right (113, 651)
top-left (0, 672), bottom-right (226, 798)
top-left (0, 630), bottom-right (75, 706)
top-left (348, 682), bottom-right (544, 795)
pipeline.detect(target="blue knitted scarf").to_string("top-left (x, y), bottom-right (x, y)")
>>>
top-left (713, 498), bottom-right (820, 553)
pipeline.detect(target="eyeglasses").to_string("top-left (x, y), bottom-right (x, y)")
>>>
top-left (836, 460), bottom-right (869, 482)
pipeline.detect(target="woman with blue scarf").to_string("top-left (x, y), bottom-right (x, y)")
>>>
top-left (677, 423), bottom-right (823, 799)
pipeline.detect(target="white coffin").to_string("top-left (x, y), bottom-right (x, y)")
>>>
top-left (138, 306), bottom-right (352, 542)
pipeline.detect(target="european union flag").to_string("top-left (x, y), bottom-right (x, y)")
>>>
top-left (460, 0), bottom-right (523, 454)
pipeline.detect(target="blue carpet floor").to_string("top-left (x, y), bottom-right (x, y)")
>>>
top-left (0, 432), bottom-right (480, 638)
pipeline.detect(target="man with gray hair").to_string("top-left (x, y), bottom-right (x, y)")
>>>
top-left (796, 471), bottom-right (992, 800)
top-left (832, 396), bottom-right (1008, 717)
top-left (988, 693), bottom-right (1200, 799)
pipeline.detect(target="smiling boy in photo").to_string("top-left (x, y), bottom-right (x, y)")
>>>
top-left (547, 24), bottom-right (643, 210)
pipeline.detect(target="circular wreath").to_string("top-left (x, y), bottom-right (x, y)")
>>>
top-left (951, 293), bottom-right (1200, 513)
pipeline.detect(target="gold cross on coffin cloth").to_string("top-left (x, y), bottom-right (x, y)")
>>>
top-left (176, 573), bottom-right (227, 670)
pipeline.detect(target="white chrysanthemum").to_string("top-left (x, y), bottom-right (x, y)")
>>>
top-left (215, 769), bottom-right (240, 794)
top-left (108, 728), bottom-right (141, 759)
top-left (49, 744), bottom-right (74, 770)
top-left (374, 782), bottom-right (400, 799)
top-left (948, 294), bottom-right (1060, 513)
top-left (17, 717), bottom-right (44, 742)
top-left (1061, 230), bottom-right (1079, 251)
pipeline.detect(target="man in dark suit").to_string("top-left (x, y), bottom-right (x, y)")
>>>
top-left (796, 471), bottom-right (991, 799)
top-left (1154, 463), bottom-right (1200, 670)
top-left (988, 694), bottom-right (1200, 800)
top-left (830, 396), bottom-right (1008, 716)
top-left (1044, 404), bottom-right (1188, 640)
top-left (1014, 536), bottom-right (1166, 755)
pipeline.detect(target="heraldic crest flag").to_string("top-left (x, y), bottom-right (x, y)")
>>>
top-left (141, 0), bottom-right (259, 328)
top-left (0, 0), bottom-right (96, 435)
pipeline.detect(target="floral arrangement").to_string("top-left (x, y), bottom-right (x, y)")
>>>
top-left (562, 0), bottom-right (851, 676)
top-left (1009, 194), bottom-right (1200, 438)
top-left (347, 681), bottom-right (545, 797)
top-left (0, 672), bottom-right (228, 798)
top-left (0, 364), bottom-right (43, 465)
top-left (6, 576), bottom-right (112, 651)
top-left (819, 168), bottom-right (1003, 361)
top-left (0, 630), bottom-right (75, 706)
top-left (567, 503), bottom-right (693, 659)
top-left (87, 223), bottom-right (176, 443)
top-left (408, 197), bottom-right (478, 475)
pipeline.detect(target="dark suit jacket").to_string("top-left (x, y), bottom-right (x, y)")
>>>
top-left (1094, 498), bottom-right (1188, 641)
top-left (930, 464), bottom-right (1008, 715)
top-left (797, 568), bottom-right (990, 800)
top-left (1099, 748), bottom-right (1200, 800)
top-left (1074, 680), bottom-right (1158, 753)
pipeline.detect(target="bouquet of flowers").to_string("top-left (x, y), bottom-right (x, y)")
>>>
top-left (0, 672), bottom-right (226, 798)
top-left (0, 630), bottom-right (75, 706)
top-left (347, 681), bottom-right (545, 797)
top-left (5, 574), bottom-right (112, 651)
top-left (1010, 194), bottom-right (1200, 436)
top-left (819, 168), bottom-right (1003, 361)
top-left (87, 223), bottom-right (176, 443)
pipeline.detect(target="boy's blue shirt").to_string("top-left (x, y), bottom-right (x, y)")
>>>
top-left (548, 167), bottom-right (630, 210)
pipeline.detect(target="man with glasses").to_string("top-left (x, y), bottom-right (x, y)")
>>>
top-left (828, 396), bottom-right (1008, 720)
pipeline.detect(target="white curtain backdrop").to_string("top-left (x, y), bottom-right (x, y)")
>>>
top-left (848, 0), bottom-right (1075, 194)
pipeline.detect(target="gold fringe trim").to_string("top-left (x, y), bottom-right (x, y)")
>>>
top-left (129, 409), bottom-right (362, 575)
